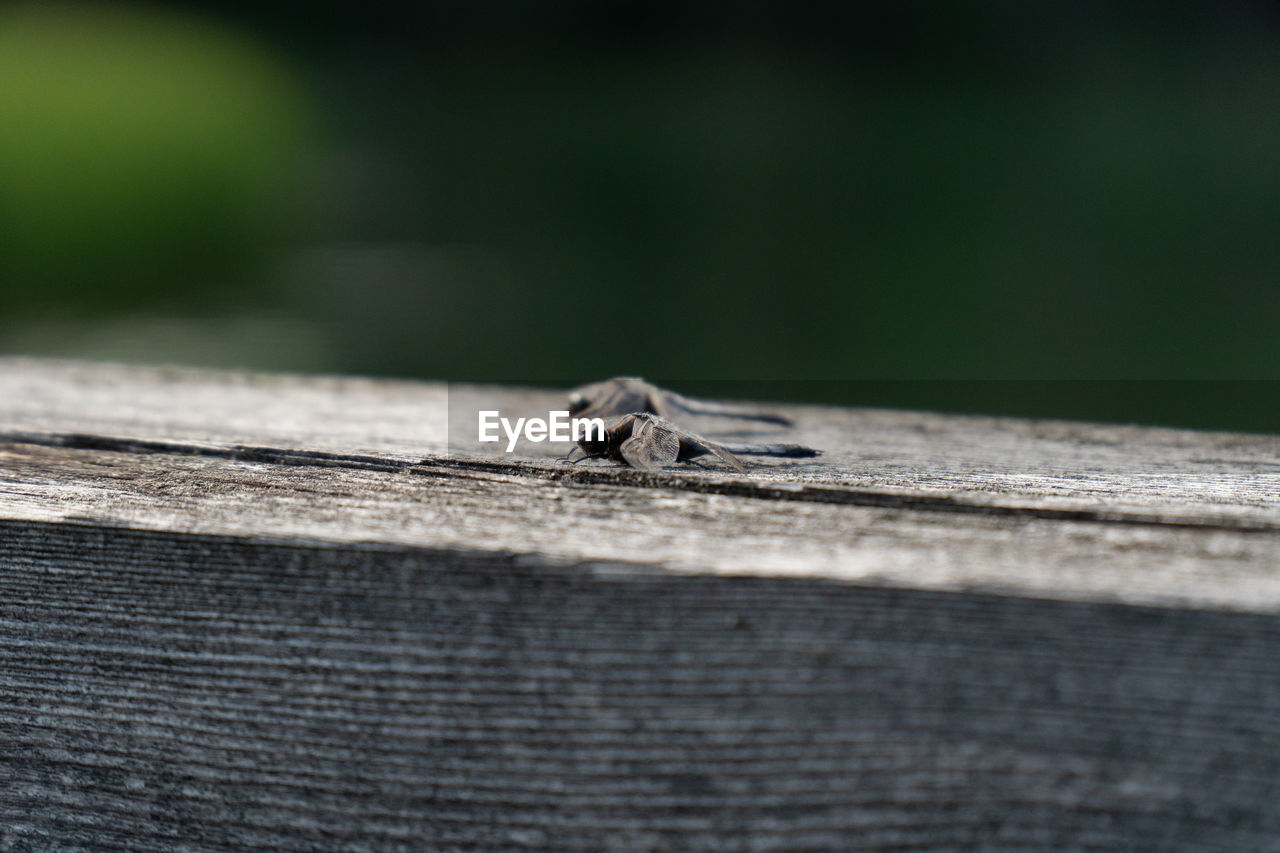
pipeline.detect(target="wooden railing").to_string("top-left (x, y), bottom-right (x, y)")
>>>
top-left (2, 358), bottom-right (1278, 850)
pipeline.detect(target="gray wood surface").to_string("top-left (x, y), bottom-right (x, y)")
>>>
top-left (2, 357), bottom-right (1279, 851)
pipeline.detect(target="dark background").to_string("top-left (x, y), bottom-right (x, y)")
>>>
top-left (2, 2), bottom-right (1278, 431)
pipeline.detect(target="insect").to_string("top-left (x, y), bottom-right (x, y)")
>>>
top-left (567, 412), bottom-right (820, 474)
top-left (568, 377), bottom-right (793, 426)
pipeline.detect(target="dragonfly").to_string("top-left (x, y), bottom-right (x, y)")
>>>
top-left (568, 377), bottom-right (793, 426)
top-left (566, 412), bottom-right (820, 474)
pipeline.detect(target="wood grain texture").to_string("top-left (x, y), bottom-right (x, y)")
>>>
top-left (6, 520), bottom-right (1280, 851)
top-left (2, 358), bottom-right (1280, 851)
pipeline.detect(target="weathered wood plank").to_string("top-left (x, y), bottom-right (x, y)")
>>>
top-left (4, 358), bottom-right (1279, 521)
top-left (2, 357), bottom-right (1280, 850)
top-left (2, 439), bottom-right (1279, 613)
top-left (2, 357), bottom-right (1278, 609)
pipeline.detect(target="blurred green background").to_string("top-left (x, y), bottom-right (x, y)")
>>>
top-left (2, 2), bottom-right (1278, 431)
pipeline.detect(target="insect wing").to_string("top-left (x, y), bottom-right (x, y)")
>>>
top-left (568, 380), bottom-right (614, 415)
top-left (571, 378), bottom-right (655, 420)
top-left (658, 387), bottom-right (792, 426)
top-left (618, 416), bottom-right (681, 470)
top-left (684, 433), bottom-right (750, 474)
